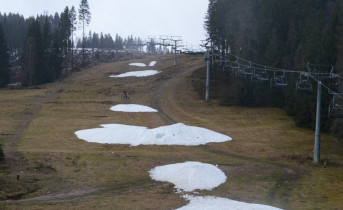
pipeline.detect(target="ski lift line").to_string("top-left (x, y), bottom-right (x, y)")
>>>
top-left (227, 52), bottom-right (303, 73)
top-left (225, 52), bottom-right (343, 80)
top-left (308, 74), bottom-right (343, 100)
top-left (227, 52), bottom-right (342, 78)
top-left (233, 57), bottom-right (343, 99)
top-left (213, 52), bottom-right (301, 73)
top-left (307, 63), bottom-right (335, 67)
top-left (209, 51), bottom-right (343, 98)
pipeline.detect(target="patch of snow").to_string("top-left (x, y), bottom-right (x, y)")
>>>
top-left (149, 161), bottom-right (227, 192)
top-left (110, 70), bottom-right (160, 78)
top-left (110, 104), bottom-right (158, 112)
top-left (177, 195), bottom-right (282, 210)
top-left (149, 61), bottom-right (157, 67)
top-left (129, 63), bottom-right (147, 67)
top-left (75, 123), bottom-right (231, 146)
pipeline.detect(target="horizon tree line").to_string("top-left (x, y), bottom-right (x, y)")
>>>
top-left (0, 0), bottom-right (144, 87)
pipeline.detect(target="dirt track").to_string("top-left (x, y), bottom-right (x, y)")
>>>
top-left (3, 54), bottom-right (205, 202)
top-left (151, 59), bottom-right (204, 125)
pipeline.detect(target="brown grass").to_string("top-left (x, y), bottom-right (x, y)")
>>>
top-left (0, 54), bottom-right (342, 209)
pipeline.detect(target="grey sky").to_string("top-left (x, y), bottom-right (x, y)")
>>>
top-left (0, 0), bottom-right (209, 49)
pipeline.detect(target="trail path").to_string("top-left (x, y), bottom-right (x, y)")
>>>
top-left (5, 81), bottom-right (67, 174)
top-left (6, 57), bottom-right (205, 202)
top-left (151, 60), bottom-right (204, 125)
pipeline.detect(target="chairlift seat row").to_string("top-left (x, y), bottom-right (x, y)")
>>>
top-left (328, 95), bottom-right (343, 118)
top-left (328, 89), bottom-right (343, 95)
top-left (328, 78), bottom-right (343, 95)
top-left (329, 105), bottom-right (343, 118)
top-left (296, 81), bottom-right (312, 93)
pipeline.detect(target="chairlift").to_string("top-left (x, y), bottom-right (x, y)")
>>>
top-left (307, 62), bottom-right (336, 80)
top-left (223, 60), bottom-right (232, 74)
top-left (270, 71), bottom-right (288, 88)
top-left (251, 69), bottom-right (263, 84)
top-left (230, 57), bottom-right (240, 69)
top-left (328, 95), bottom-right (343, 118)
top-left (253, 67), bottom-right (269, 83)
top-left (242, 63), bottom-right (254, 75)
top-left (328, 78), bottom-right (343, 95)
top-left (235, 66), bottom-right (246, 79)
top-left (296, 72), bottom-right (312, 93)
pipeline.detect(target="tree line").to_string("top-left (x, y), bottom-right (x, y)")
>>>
top-left (205, 0), bottom-right (343, 137)
top-left (0, 0), bottom-right (143, 88)
top-left (75, 32), bottom-right (143, 51)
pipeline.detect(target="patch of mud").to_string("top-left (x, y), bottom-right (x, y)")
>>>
top-left (22, 188), bottom-right (99, 201)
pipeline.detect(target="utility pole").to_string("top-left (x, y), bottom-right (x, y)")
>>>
top-left (170, 36), bottom-right (182, 66)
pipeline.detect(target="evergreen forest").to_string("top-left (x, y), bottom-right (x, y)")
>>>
top-left (205, 0), bottom-right (343, 138)
top-left (0, 7), bottom-right (142, 87)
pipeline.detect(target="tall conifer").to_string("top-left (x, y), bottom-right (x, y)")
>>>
top-left (0, 23), bottom-right (10, 87)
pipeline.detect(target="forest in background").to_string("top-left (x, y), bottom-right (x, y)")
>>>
top-left (0, 8), bottom-right (143, 87)
top-left (205, 0), bottom-right (343, 138)
top-left (0, 13), bottom-right (143, 51)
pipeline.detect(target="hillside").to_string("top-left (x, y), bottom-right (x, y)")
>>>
top-left (0, 54), bottom-right (342, 209)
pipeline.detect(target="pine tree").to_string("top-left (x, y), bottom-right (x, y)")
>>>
top-left (147, 39), bottom-right (156, 54)
top-left (70, 6), bottom-right (77, 72)
top-left (78, 0), bottom-right (91, 65)
top-left (60, 7), bottom-right (72, 75)
top-left (21, 19), bottom-right (46, 86)
top-left (0, 23), bottom-right (10, 87)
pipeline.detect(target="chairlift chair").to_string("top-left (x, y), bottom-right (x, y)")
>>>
top-left (251, 69), bottom-right (262, 84)
top-left (230, 60), bottom-right (242, 77)
top-left (253, 67), bottom-right (269, 83)
top-left (270, 71), bottom-right (288, 88)
top-left (235, 67), bottom-right (246, 79)
top-left (242, 66), bottom-right (254, 76)
top-left (328, 78), bottom-right (343, 95)
top-left (223, 62), bottom-right (232, 74)
top-left (328, 95), bottom-right (343, 118)
top-left (296, 72), bottom-right (312, 93)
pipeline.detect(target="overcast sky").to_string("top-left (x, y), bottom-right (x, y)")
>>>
top-left (0, 0), bottom-right (209, 49)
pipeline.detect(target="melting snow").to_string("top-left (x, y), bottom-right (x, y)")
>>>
top-left (149, 61), bottom-right (157, 67)
top-left (149, 161), bottom-right (227, 192)
top-left (177, 195), bottom-right (282, 210)
top-left (75, 123), bottom-right (231, 146)
top-left (110, 104), bottom-right (158, 112)
top-left (129, 63), bottom-right (147, 67)
top-left (110, 70), bottom-right (160, 78)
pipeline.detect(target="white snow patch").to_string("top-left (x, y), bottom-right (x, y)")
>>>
top-left (149, 161), bottom-right (227, 192)
top-left (75, 123), bottom-right (231, 146)
top-left (110, 70), bottom-right (160, 78)
top-left (149, 61), bottom-right (157, 67)
top-left (177, 195), bottom-right (282, 210)
top-left (110, 104), bottom-right (158, 112)
top-left (129, 63), bottom-right (146, 67)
